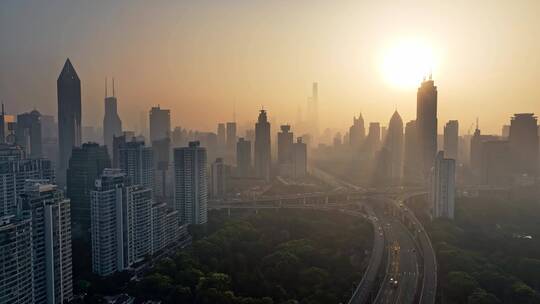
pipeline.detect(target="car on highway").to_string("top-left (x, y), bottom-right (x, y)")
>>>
top-left (389, 277), bottom-right (399, 288)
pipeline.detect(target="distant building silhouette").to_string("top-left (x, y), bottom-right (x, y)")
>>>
top-left (254, 109), bottom-right (271, 181)
top-left (292, 137), bottom-right (307, 178)
top-left (103, 79), bottom-right (122, 157)
top-left (119, 140), bottom-right (154, 191)
top-left (349, 113), bottom-right (365, 150)
top-left (236, 137), bottom-right (252, 177)
top-left (149, 106), bottom-right (170, 144)
top-left (217, 123), bottom-right (226, 154)
top-left (443, 120), bottom-right (459, 161)
top-left (277, 125), bottom-right (294, 176)
top-left (57, 58), bottom-right (82, 186)
top-left (385, 111), bottom-right (404, 184)
top-left (211, 158), bottom-right (230, 198)
top-left (15, 110), bottom-right (42, 158)
top-left (403, 120), bottom-right (422, 185)
top-left (481, 140), bottom-right (512, 186)
top-left (509, 113), bottom-right (539, 178)
top-left (226, 122), bottom-right (237, 162)
top-left (307, 82), bottom-right (319, 141)
top-left (416, 77), bottom-right (438, 182)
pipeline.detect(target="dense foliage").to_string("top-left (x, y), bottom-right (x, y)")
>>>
top-left (410, 197), bottom-right (540, 304)
top-left (130, 209), bottom-right (373, 303)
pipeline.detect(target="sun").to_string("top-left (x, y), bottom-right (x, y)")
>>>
top-left (381, 39), bottom-right (437, 89)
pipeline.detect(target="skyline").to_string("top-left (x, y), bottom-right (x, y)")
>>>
top-left (2, 1), bottom-right (540, 134)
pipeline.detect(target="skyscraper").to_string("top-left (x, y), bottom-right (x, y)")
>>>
top-left (119, 140), bottom-right (154, 191)
top-left (236, 137), bottom-right (251, 177)
top-left (470, 126), bottom-right (483, 181)
top-left (66, 143), bottom-right (111, 238)
top-left (416, 77), bottom-right (438, 181)
top-left (385, 111), bottom-right (404, 183)
top-left (481, 140), bottom-right (512, 186)
top-left (277, 125), bottom-right (294, 176)
top-left (226, 122), bottom-right (237, 160)
top-left (0, 213), bottom-right (33, 304)
top-left (430, 152), bottom-right (455, 220)
top-left (20, 181), bottom-right (73, 303)
top-left (91, 169), bottom-right (153, 276)
top-left (443, 120), bottom-right (459, 161)
top-left (365, 122), bottom-right (381, 154)
top-left (174, 141), bottom-right (208, 225)
top-left (210, 158), bottom-right (230, 198)
top-left (15, 110), bottom-right (42, 158)
top-left (0, 104), bottom-right (5, 144)
top-left (292, 137), bottom-right (307, 178)
top-left (254, 110), bottom-right (271, 181)
top-left (349, 113), bottom-right (365, 149)
top-left (103, 79), bottom-right (122, 157)
top-left (509, 113), bottom-right (539, 177)
top-left (149, 106), bottom-right (171, 144)
top-left (57, 58), bottom-right (82, 186)
top-left (217, 123), bottom-right (226, 154)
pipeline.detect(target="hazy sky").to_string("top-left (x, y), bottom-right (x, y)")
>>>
top-left (2, 0), bottom-right (540, 135)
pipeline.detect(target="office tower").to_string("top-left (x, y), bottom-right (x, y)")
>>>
top-left (403, 120), bottom-right (421, 184)
top-left (20, 181), bottom-right (73, 303)
top-left (443, 120), bottom-right (459, 160)
top-left (66, 143), bottom-right (110, 237)
top-left (502, 125), bottom-right (510, 139)
top-left (112, 134), bottom-right (126, 168)
top-left (292, 137), bottom-right (307, 178)
top-left (91, 169), bottom-right (153, 276)
top-left (0, 213), bottom-right (33, 304)
top-left (349, 113), bottom-right (365, 149)
top-left (470, 126), bottom-right (483, 180)
top-left (0, 143), bottom-right (24, 161)
top-left (509, 113), bottom-right (539, 177)
top-left (481, 140), bottom-right (511, 186)
top-left (0, 155), bottom-right (54, 217)
top-left (307, 82), bottom-right (319, 139)
top-left (381, 126), bottom-right (388, 144)
top-left (119, 140), bottom-right (154, 191)
top-left (174, 141), bottom-right (208, 225)
top-left (416, 76), bottom-right (438, 180)
top-left (226, 122), bottom-right (237, 159)
top-left (211, 158), bottom-right (230, 198)
top-left (103, 79), bottom-right (122, 157)
top-left (236, 138), bottom-right (252, 177)
top-left (0, 104), bottom-right (5, 143)
top-left (385, 111), bottom-right (404, 183)
top-left (254, 110), bottom-right (271, 181)
top-left (430, 152), bottom-right (455, 219)
top-left (149, 106), bottom-right (170, 144)
top-left (15, 110), bottom-right (42, 158)
top-left (277, 125), bottom-right (294, 176)
top-left (57, 58), bottom-right (82, 187)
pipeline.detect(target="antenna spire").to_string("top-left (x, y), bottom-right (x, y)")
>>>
top-left (105, 77), bottom-right (108, 98)
top-left (233, 101), bottom-right (236, 122)
top-left (112, 77), bottom-right (115, 97)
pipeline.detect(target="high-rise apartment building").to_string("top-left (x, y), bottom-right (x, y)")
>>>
top-left (210, 158), bottom-right (230, 198)
top-left (0, 213), bottom-right (33, 304)
top-left (443, 120), bottom-right (459, 161)
top-left (149, 106), bottom-right (170, 144)
top-left (20, 181), bottom-right (73, 303)
top-left (254, 110), bottom-right (271, 181)
top-left (416, 77), bottom-right (438, 181)
top-left (430, 152), bottom-right (455, 220)
top-left (66, 143), bottom-right (110, 237)
top-left (277, 125), bottom-right (294, 176)
top-left (119, 140), bottom-right (154, 191)
top-left (57, 59), bottom-right (82, 186)
top-left (103, 79), bottom-right (122, 157)
top-left (90, 169), bottom-right (153, 276)
top-left (292, 137), bottom-right (307, 178)
top-left (174, 141), bottom-right (208, 225)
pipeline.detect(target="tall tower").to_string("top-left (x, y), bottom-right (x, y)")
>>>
top-left (15, 110), bottom-right (42, 158)
top-left (103, 78), bottom-right (122, 157)
top-left (174, 141), bottom-right (208, 225)
top-left (443, 120), bottom-right (459, 160)
top-left (430, 152), bottom-right (455, 220)
top-left (509, 113), bottom-right (539, 177)
top-left (254, 109), bottom-right (271, 181)
top-left (57, 58), bottom-right (81, 187)
top-left (118, 140), bottom-right (154, 191)
top-left (416, 76), bottom-right (438, 181)
top-left (236, 137), bottom-right (252, 177)
top-left (385, 111), bottom-right (404, 184)
top-left (349, 113), bottom-right (365, 149)
top-left (149, 106), bottom-right (171, 144)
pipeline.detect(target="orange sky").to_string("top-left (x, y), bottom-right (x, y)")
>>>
top-left (2, 0), bottom-right (540, 137)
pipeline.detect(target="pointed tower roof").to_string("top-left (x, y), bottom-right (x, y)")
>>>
top-left (390, 110), bottom-right (403, 125)
top-left (58, 58), bottom-right (79, 81)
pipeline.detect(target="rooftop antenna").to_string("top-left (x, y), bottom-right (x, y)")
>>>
top-left (233, 101), bottom-right (236, 122)
top-left (105, 77), bottom-right (108, 98)
top-left (112, 77), bottom-right (115, 97)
